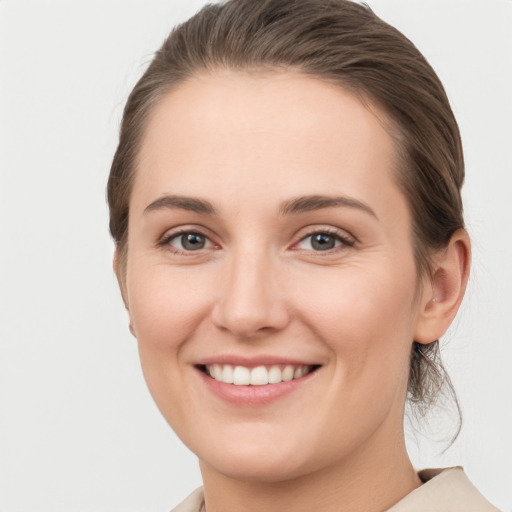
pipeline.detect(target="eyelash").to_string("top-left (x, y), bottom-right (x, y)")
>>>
top-left (158, 229), bottom-right (215, 255)
top-left (158, 227), bottom-right (355, 255)
top-left (294, 228), bottom-right (355, 253)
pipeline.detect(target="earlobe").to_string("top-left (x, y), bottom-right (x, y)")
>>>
top-left (414, 229), bottom-right (471, 344)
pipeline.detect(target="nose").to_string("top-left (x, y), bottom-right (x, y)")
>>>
top-left (210, 249), bottom-right (290, 339)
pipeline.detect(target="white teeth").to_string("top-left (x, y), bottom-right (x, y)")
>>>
top-left (250, 366), bottom-right (269, 386)
top-left (294, 366), bottom-right (304, 379)
top-left (268, 365), bottom-right (282, 384)
top-left (221, 364), bottom-right (234, 384)
top-left (212, 364), bottom-right (222, 381)
top-left (233, 366), bottom-right (251, 385)
top-left (205, 364), bottom-right (313, 386)
top-left (282, 365), bottom-right (294, 382)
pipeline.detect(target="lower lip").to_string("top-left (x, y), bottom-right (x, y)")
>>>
top-left (196, 368), bottom-right (318, 406)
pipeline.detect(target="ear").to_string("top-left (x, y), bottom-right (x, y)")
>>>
top-left (113, 249), bottom-right (127, 307)
top-left (414, 229), bottom-right (471, 344)
top-left (113, 249), bottom-right (136, 337)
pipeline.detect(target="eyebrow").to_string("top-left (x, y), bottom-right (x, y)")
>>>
top-left (143, 193), bottom-right (377, 218)
top-left (279, 194), bottom-right (377, 218)
top-left (144, 195), bottom-right (217, 216)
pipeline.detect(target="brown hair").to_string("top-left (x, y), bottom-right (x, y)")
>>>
top-left (108, 0), bottom-right (465, 427)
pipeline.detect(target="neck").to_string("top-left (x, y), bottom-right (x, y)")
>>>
top-left (199, 429), bottom-right (421, 512)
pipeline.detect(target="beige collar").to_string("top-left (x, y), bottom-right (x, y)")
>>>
top-left (170, 467), bottom-right (501, 512)
top-left (387, 467), bottom-right (500, 511)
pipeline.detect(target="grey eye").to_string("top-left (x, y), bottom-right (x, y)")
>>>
top-left (182, 233), bottom-right (205, 250)
top-left (296, 232), bottom-right (344, 252)
top-left (310, 233), bottom-right (337, 251)
top-left (170, 232), bottom-right (211, 251)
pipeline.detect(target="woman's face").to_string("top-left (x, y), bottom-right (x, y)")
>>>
top-left (122, 71), bottom-right (429, 482)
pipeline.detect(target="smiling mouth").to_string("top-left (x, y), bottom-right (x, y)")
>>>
top-left (198, 364), bottom-right (320, 386)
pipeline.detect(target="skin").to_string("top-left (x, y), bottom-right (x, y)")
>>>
top-left (116, 71), bottom-right (470, 512)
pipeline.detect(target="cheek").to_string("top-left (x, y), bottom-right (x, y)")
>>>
top-left (291, 263), bottom-right (418, 445)
top-left (294, 261), bottom-right (418, 377)
top-left (301, 263), bottom-right (416, 329)
top-left (126, 263), bottom-right (217, 428)
top-left (127, 263), bottom-right (213, 351)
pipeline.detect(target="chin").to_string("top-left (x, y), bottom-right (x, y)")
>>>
top-left (193, 426), bottom-right (337, 484)
top-left (201, 447), bottom-right (313, 484)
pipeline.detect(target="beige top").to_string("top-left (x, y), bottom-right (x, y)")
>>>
top-left (170, 467), bottom-right (501, 512)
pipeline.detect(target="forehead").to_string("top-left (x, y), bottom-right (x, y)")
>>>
top-left (133, 70), bottom-right (404, 220)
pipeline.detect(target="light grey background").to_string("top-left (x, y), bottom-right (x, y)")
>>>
top-left (0, 0), bottom-right (510, 510)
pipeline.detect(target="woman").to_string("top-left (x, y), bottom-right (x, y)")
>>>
top-left (107, 0), bottom-right (500, 510)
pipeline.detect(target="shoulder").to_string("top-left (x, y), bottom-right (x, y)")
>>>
top-left (387, 467), bottom-right (501, 512)
top-left (170, 487), bottom-right (204, 512)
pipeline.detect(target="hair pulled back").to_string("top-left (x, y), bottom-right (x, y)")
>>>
top-left (108, 0), bottom-right (465, 425)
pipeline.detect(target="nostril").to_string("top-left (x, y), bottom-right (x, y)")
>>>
top-left (210, 301), bottom-right (291, 339)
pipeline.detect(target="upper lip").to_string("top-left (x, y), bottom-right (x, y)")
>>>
top-left (195, 355), bottom-right (322, 368)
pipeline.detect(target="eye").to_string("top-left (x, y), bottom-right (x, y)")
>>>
top-left (165, 231), bottom-right (214, 252)
top-left (295, 231), bottom-right (354, 252)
